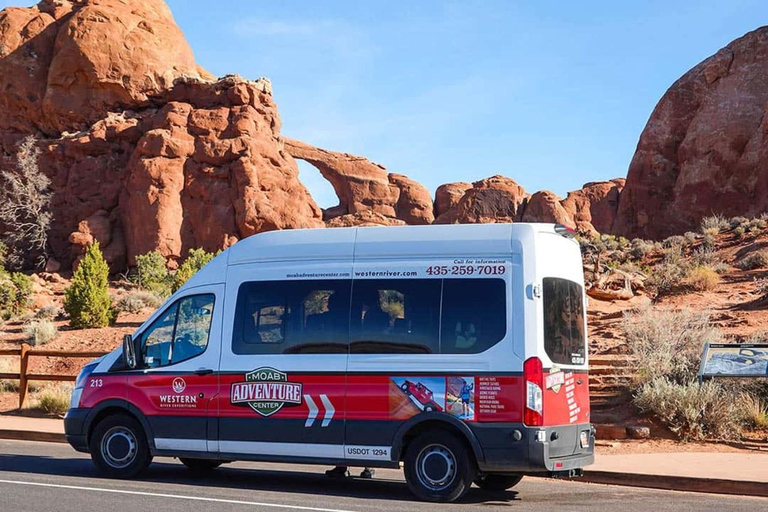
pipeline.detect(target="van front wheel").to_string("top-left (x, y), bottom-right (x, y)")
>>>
top-left (89, 414), bottom-right (151, 478)
top-left (474, 473), bottom-right (523, 491)
top-left (403, 430), bottom-right (475, 502)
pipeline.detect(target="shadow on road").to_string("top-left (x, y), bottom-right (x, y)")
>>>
top-left (0, 453), bottom-right (520, 505)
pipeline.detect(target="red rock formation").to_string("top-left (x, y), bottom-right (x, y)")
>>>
top-left (562, 179), bottom-right (625, 235)
top-left (0, 0), bottom-right (210, 135)
top-left (283, 138), bottom-right (434, 225)
top-left (434, 175), bottom-right (529, 224)
top-left (326, 211), bottom-right (407, 228)
top-left (614, 27), bottom-right (768, 239)
top-left (521, 190), bottom-right (573, 225)
top-left (434, 182), bottom-right (471, 218)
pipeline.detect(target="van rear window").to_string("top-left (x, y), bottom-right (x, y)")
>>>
top-left (542, 278), bottom-right (586, 365)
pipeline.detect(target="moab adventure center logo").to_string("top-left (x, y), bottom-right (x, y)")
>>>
top-left (230, 367), bottom-right (303, 417)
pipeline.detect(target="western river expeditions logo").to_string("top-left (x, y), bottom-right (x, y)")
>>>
top-left (545, 366), bottom-right (565, 393)
top-left (231, 367), bottom-right (303, 417)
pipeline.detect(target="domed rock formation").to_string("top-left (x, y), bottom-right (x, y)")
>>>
top-left (521, 190), bottom-right (573, 225)
top-left (434, 182), bottom-right (471, 218)
top-left (434, 175), bottom-right (529, 224)
top-left (562, 179), bottom-right (625, 235)
top-left (614, 27), bottom-right (768, 239)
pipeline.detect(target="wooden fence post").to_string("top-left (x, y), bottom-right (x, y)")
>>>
top-left (19, 343), bottom-right (30, 409)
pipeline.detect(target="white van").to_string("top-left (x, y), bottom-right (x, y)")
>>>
top-left (64, 223), bottom-right (594, 502)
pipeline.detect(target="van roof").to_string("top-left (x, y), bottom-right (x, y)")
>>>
top-left (226, 223), bottom-right (555, 265)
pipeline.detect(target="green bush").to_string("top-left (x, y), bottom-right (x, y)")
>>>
top-left (132, 251), bottom-right (172, 298)
top-left (634, 378), bottom-right (743, 441)
top-left (172, 248), bottom-right (216, 293)
top-left (10, 272), bottom-right (32, 310)
top-left (738, 250), bottom-right (768, 270)
top-left (63, 242), bottom-right (116, 328)
top-left (645, 262), bottom-right (688, 296)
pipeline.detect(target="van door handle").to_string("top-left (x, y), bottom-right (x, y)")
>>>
top-left (194, 368), bottom-right (214, 376)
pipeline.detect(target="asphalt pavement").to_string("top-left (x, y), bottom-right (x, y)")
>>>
top-left (0, 439), bottom-right (764, 511)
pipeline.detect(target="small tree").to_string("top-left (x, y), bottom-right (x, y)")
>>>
top-left (0, 136), bottom-right (52, 269)
top-left (132, 251), bottom-right (172, 298)
top-left (172, 248), bottom-right (216, 293)
top-left (64, 241), bottom-right (116, 328)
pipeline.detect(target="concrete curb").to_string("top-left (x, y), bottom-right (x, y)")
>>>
top-left (581, 471), bottom-right (768, 498)
top-left (0, 429), bottom-right (66, 444)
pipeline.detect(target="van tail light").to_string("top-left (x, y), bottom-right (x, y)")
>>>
top-left (524, 357), bottom-right (544, 426)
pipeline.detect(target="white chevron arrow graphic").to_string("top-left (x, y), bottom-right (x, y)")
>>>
top-left (320, 394), bottom-right (334, 427)
top-left (304, 394), bottom-right (318, 427)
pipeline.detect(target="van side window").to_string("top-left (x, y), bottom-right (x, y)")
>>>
top-left (142, 294), bottom-right (215, 368)
top-left (233, 280), bottom-right (351, 354)
top-left (350, 279), bottom-right (441, 354)
top-left (441, 279), bottom-right (506, 354)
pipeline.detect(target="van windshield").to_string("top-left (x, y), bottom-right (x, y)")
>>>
top-left (542, 277), bottom-right (586, 365)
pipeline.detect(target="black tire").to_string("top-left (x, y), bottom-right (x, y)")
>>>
top-left (89, 413), bottom-right (152, 478)
top-left (403, 430), bottom-right (476, 502)
top-left (179, 458), bottom-right (222, 472)
top-left (474, 473), bottom-right (523, 491)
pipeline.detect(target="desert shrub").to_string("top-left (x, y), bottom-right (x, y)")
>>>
top-left (740, 394), bottom-right (768, 429)
top-left (710, 262), bottom-right (730, 274)
top-left (702, 232), bottom-right (716, 249)
top-left (10, 272), bottom-right (32, 310)
top-left (634, 378), bottom-right (743, 441)
top-left (738, 250), bottom-right (768, 270)
top-left (729, 216), bottom-right (749, 230)
top-left (115, 290), bottom-right (162, 314)
top-left (22, 319), bottom-right (57, 346)
top-left (662, 235), bottom-right (687, 248)
top-left (63, 241), bottom-right (116, 328)
top-left (686, 266), bottom-right (720, 291)
top-left (630, 238), bottom-right (654, 260)
top-left (0, 358), bottom-right (18, 392)
top-left (34, 304), bottom-right (60, 320)
top-left (749, 218), bottom-right (768, 231)
top-left (645, 262), bottom-right (688, 296)
top-left (754, 278), bottom-right (768, 297)
top-left (35, 383), bottom-right (72, 416)
top-left (172, 248), bottom-right (216, 293)
top-left (623, 307), bottom-right (721, 385)
top-left (691, 247), bottom-right (720, 267)
top-left (734, 226), bottom-right (746, 239)
top-left (700, 214), bottom-right (729, 235)
top-left (0, 136), bottom-right (52, 269)
top-left (683, 231), bottom-right (699, 244)
top-left (0, 272), bottom-right (33, 318)
top-left (132, 251), bottom-right (172, 298)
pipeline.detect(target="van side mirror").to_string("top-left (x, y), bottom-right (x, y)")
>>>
top-left (123, 334), bottom-right (138, 369)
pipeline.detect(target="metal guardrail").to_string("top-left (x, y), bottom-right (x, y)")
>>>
top-left (0, 343), bottom-right (107, 408)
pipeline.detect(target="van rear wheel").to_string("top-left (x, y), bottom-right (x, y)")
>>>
top-left (89, 414), bottom-right (151, 478)
top-left (474, 473), bottom-right (523, 491)
top-left (403, 430), bottom-right (475, 502)
top-left (179, 458), bottom-right (222, 472)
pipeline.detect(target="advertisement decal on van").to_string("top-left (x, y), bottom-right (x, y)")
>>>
top-left (230, 367), bottom-right (303, 416)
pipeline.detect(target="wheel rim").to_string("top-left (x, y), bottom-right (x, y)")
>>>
top-left (416, 443), bottom-right (456, 491)
top-left (100, 426), bottom-right (138, 469)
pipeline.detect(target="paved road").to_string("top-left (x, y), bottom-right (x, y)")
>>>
top-left (0, 440), bottom-right (764, 511)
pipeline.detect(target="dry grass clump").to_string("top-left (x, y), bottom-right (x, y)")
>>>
top-left (0, 358), bottom-right (19, 392)
top-left (115, 290), bottom-right (162, 314)
top-left (686, 266), bottom-right (721, 291)
top-left (34, 304), bottom-right (60, 320)
top-left (700, 214), bottom-right (730, 235)
top-left (34, 383), bottom-right (72, 416)
top-left (22, 319), bottom-right (57, 346)
top-left (738, 250), bottom-right (768, 270)
top-left (740, 394), bottom-right (768, 430)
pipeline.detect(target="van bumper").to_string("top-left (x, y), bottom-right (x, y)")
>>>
top-left (470, 422), bottom-right (595, 474)
top-left (64, 408), bottom-right (90, 453)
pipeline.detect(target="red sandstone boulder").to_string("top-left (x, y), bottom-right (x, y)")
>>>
top-left (521, 190), bottom-right (573, 225)
top-left (434, 182), bottom-right (471, 218)
top-left (325, 211), bottom-right (406, 228)
top-left (388, 173), bottom-right (434, 225)
top-left (615, 27), bottom-right (768, 239)
top-left (562, 179), bottom-right (625, 235)
top-left (434, 175), bottom-right (528, 224)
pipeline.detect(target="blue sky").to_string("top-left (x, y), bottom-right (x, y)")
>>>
top-left (6, 1), bottom-right (768, 208)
